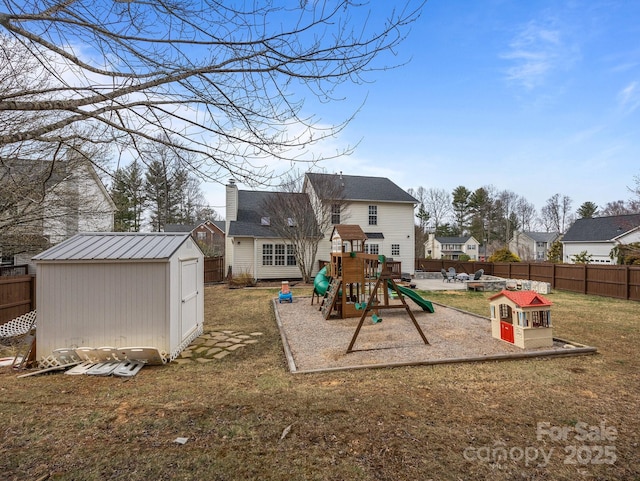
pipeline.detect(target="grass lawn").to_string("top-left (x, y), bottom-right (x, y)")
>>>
top-left (1, 285), bottom-right (638, 480)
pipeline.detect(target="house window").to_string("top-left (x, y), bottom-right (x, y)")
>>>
top-left (368, 205), bottom-right (377, 225)
top-left (287, 245), bottom-right (296, 266)
top-left (391, 244), bottom-right (400, 256)
top-left (331, 204), bottom-right (341, 224)
top-left (274, 244), bottom-right (286, 265)
top-left (197, 231), bottom-right (206, 240)
top-left (262, 244), bottom-right (273, 265)
top-left (263, 243), bottom-right (296, 266)
top-left (365, 244), bottom-right (379, 255)
top-left (467, 244), bottom-right (476, 250)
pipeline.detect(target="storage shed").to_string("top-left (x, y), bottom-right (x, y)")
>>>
top-left (33, 232), bottom-right (204, 363)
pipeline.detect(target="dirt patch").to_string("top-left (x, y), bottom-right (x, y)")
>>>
top-left (274, 296), bottom-right (596, 373)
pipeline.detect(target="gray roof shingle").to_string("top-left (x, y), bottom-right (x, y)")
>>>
top-left (562, 214), bottom-right (640, 242)
top-left (305, 172), bottom-right (418, 203)
top-left (228, 190), bottom-right (312, 238)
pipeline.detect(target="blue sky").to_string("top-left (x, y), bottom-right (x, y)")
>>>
top-left (204, 1), bottom-right (640, 219)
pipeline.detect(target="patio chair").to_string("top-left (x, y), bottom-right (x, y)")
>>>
top-left (441, 268), bottom-right (449, 282)
top-left (447, 267), bottom-right (457, 282)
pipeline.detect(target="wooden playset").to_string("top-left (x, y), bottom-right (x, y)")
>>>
top-left (315, 225), bottom-right (433, 353)
top-left (489, 290), bottom-right (553, 349)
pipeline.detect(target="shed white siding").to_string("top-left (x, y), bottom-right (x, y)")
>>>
top-left (34, 233), bottom-right (203, 362)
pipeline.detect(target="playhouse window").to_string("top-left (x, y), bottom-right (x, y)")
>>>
top-left (498, 304), bottom-right (512, 321)
top-left (391, 244), bottom-right (400, 256)
top-left (529, 310), bottom-right (551, 328)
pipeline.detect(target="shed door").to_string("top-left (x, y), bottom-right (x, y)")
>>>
top-left (181, 259), bottom-right (199, 338)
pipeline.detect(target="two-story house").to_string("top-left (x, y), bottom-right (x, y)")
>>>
top-left (509, 231), bottom-right (561, 261)
top-left (2, 158), bottom-right (116, 269)
top-left (165, 220), bottom-right (225, 257)
top-left (562, 214), bottom-right (640, 264)
top-left (424, 234), bottom-right (480, 260)
top-left (224, 172), bottom-right (418, 280)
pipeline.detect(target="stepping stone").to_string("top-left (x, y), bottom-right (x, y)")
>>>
top-left (215, 342), bottom-right (233, 348)
top-left (227, 344), bottom-right (245, 351)
top-left (237, 335), bottom-right (251, 339)
top-left (226, 337), bottom-right (243, 343)
top-left (243, 339), bottom-right (259, 345)
top-left (196, 358), bottom-right (214, 364)
top-left (206, 347), bottom-right (222, 356)
top-left (172, 358), bottom-right (192, 365)
top-left (249, 332), bottom-right (264, 336)
top-left (204, 340), bottom-right (219, 347)
top-left (213, 351), bottom-right (231, 359)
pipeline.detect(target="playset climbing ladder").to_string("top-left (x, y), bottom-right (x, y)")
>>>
top-left (321, 278), bottom-right (341, 319)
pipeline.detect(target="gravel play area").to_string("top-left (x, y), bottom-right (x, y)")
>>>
top-left (274, 296), bottom-right (597, 373)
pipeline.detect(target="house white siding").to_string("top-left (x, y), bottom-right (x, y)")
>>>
top-left (229, 237), bottom-right (256, 278)
top-left (320, 201), bottom-right (415, 273)
top-left (564, 230), bottom-right (640, 264)
top-left (255, 238), bottom-right (303, 280)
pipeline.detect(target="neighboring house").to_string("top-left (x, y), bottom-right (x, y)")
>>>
top-left (165, 220), bottom-right (225, 257)
top-left (509, 231), bottom-right (561, 261)
top-left (225, 173), bottom-right (418, 280)
top-left (2, 158), bottom-right (116, 270)
top-left (424, 234), bottom-right (480, 260)
top-left (562, 214), bottom-right (640, 264)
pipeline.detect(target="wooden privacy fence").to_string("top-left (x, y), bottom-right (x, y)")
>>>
top-left (0, 275), bottom-right (36, 325)
top-left (416, 259), bottom-right (640, 301)
top-left (204, 256), bottom-right (225, 283)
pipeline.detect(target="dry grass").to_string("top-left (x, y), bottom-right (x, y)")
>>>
top-left (1, 285), bottom-right (638, 481)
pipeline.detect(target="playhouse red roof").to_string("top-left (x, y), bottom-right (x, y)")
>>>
top-left (489, 290), bottom-right (553, 308)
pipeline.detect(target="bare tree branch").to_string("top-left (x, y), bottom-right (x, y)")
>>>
top-left (0, 0), bottom-right (424, 185)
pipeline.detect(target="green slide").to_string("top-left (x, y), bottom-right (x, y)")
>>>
top-left (313, 266), bottom-right (330, 295)
top-left (390, 281), bottom-right (435, 313)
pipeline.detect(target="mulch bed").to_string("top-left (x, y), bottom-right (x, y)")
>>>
top-left (273, 296), bottom-right (597, 373)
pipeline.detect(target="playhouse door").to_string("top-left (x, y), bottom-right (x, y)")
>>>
top-left (500, 321), bottom-right (514, 344)
top-left (181, 259), bottom-right (199, 338)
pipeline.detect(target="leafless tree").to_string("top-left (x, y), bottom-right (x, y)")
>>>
top-left (514, 197), bottom-right (537, 231)
top-left (540, 193), bottom-right (573, 233)
top-left (0, 1), bottom-right (424, 186)
top-left (261, 171), bottom-right (347, 283)
top-left (423, 187), bottom-right (452, 234)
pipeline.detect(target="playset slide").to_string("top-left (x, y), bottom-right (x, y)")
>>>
top-left (390, 281), bottom-right (435, 313)
top-left (313, 266), bottom-right (330, 295)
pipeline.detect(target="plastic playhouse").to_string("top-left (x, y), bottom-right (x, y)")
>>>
top-left (489, 290), bottom-right (553, 349)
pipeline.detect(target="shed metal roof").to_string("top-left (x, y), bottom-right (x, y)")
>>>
top-left (33, 232), bottom-right (192, 261)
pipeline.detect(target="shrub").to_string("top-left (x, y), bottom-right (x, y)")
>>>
top-left (488, 247), bottom-right (521, 263)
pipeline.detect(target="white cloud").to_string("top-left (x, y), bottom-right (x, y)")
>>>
top-left (618, 81), bottom-right (640, 114)
top-left (501, 17), bottom-right (573, 90)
